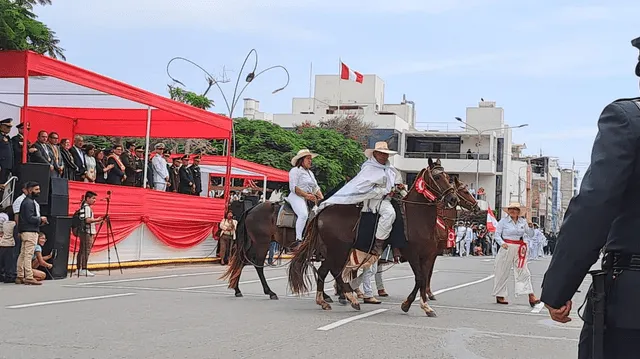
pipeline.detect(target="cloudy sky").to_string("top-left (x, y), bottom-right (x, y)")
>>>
top-left (34, 0), bottom-right (640, 174)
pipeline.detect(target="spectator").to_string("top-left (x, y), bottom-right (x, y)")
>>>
top-left (151, 143), bottom-right (169, 191)
top-left (70, 135), bottom-right (86, 181)
top-left (77, 191), bottom-right (102, 277)
top-left (59, 138), bottom-right (79, 180)
top-left (47, 131), bottom-right (64, 178)
top-left (29, 131), bottom-right (55, 176)
top-left (0, 207), bottom-right (15, 283)
top-left (83, 144), bottom-right (97, 183)
top-left (16, 181), bottom-right (47, 286)
top-left (31, 232), bottom-right (52, 281)
top-left (218, 211), bottom-right (237, 266)
top-left (106, 145), bottom-right (126, 185)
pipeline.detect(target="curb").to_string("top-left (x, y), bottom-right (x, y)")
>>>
top-left (67, 254), bottom-right (294, 271)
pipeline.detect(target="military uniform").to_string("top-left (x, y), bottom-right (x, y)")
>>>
top-left (121, 144), bottom-right (138, 187)
top-left (541, 97), bottom-right (640, 358)
top-left (10, 123), bottom-right (23, 180)
top-left (191, 157), bottom-right (202, 196)
top-left (0, 119), bottom-right (14, 184)
top-left (179, 156), bottom-right (194, 194)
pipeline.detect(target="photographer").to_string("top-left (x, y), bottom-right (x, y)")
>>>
top-left (77, 191), bottom-right (102, 277)
top-left (31, 232), bottom-right (52, 281)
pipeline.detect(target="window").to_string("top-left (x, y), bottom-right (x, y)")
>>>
top-left (366, 129), bottom-right (399, 151)
top-left (495, 175), bottom-right (503, 210)
top-left (496, 138), bottom-right (504, 172)
top-left (406, 137), bottom-right (461, 154)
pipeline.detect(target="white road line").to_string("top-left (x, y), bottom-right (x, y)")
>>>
top-left (432, 275), bottom-right (495, 296)
top-left (6, 293), bottom-right (136, 309)
top-left (317, 309), bottom-right (388, 331)
top-left (531, 302), bottom-right (545, 313)
top-left (73, 271), bottom-right (218, 286)
top-left (360, 320), bottom-right (579, 342)
top-left (63, 284), bottom-right (215, 295)
top-left (179, 276), bottom-right (288, 290)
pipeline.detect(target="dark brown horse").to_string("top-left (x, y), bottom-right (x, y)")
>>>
top-left (426, 178), bottom-right (480, 300)
top-left (220, 199), bottom-right (302, 300)
top-left (288, 159), bottom-right (458, 316)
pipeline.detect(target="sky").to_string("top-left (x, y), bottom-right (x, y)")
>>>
top-left (33, 0), bottom-right (640, 175)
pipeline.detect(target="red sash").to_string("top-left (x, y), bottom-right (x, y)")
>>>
top-left (503, 239), bottom-right (527, 268)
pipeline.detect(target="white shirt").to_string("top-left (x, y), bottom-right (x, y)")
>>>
top-left (494, 216), bottom-right (533, 246)
top-left (456, 226), bottom-right (467, 240)
top-left (289, 167), bottom-right (319, 195)
top-left (465, 227), bottom-right (474, 242)
top-left (12, 193), bottom-right (26, 214)
top-left (151, 153), bottom-right (169, 182)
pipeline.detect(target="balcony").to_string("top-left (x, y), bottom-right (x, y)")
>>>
top-left (393, 151), bottom-right (495, 174)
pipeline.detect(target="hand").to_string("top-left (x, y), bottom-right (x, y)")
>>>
top-left (501, 243), bottom-right (508, 250)
top-left (50, 165), bottom-right (54, 171)
top-left (107, 164), bottom-right (115, 170)
top-left (305, 194), bottom-right (317, 202)
top-left (47, 263), bottom-right (53, 269)
top-left (546, 300), bottom-right (572, 323)
top-left (40, 216), bottom-right (48, 224)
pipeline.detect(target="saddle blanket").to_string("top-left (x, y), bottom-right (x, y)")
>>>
top-left (354, 199), bottom-right (407, 253)
top-left (344, 249), bottom-right (378, 271)
top-left (276, 201), bottom-right (296, 228)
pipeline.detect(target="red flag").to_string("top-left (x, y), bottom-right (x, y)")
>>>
top-left (486, 206), bottom-right (498, 232)
top-left (340, 62), bottom-right (363, 83)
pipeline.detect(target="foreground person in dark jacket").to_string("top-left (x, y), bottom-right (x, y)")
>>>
top-left (541, 37), bottom-right (640, 359)
top-left (16, 181), bottom-right (47, 286)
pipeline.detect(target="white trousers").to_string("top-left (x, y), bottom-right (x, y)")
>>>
top-left (528, 242), bottom-right (540, 261)
top-left (492, 243), bottom-right (534, 298)
top-left (350, 261), bottom-right (378, 298)
top-left (364, 199), bottom-right (395, 240)
top-left (153, 182), bottom-right (167, 191)
top-left (465, 240), bottom-right (472, 256)
top-left (287, 193), bottom-right (308, 241)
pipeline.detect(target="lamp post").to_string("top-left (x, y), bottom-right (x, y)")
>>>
top-left (455, 117), bottom-right (528, 200)
top-left (166, 49), bottom-right (291, 157)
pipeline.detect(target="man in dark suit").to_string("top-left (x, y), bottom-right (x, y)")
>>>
top-left (69, 135), bottom-right (86, 181)
top-left (0, 118), bottom-right (14, 185)
top-left (179, 155), bottom-right (195, 194)
top-left (16, 181), bottom-right (47, 286)
top-left (191, 155), bottom-right (202, 196)
top-left (541, 37), bottom-right (640, 359)
top-left (29, 130), bottom-right (54, 175)
top-left (11, 123), bottom-right (23, 180)
top-left (105, 145), bottom-right (125, 185)
top-left (120, 141), bottom-right (138, 186)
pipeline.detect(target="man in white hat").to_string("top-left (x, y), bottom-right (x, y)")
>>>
top-left (287, 149), bottom-right (323, 244)
top-left (321, 141), bottom-right (403, 257)
top-left (491, 202), bottom-right (541, 307)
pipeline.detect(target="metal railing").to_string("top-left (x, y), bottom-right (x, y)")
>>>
top-left (1, 176), bottom-right (18, 209)
top-left (404, 152), bottom-right (491, 160)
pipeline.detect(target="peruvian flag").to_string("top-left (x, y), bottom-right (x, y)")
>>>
top-left (340, 62), bottom-right (364, 83)
top-left (243, 178), bottom-right (258, 188)
top-left (487, 206), bottom-right (498, 232)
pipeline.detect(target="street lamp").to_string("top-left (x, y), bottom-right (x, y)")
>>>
top-left (455, 117), bottom-right (528, 199)
top-left (166, 49), bottom-right (291, 157)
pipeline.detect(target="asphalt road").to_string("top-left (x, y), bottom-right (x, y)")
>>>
top-left (0, 255), bottom-right (588, 359)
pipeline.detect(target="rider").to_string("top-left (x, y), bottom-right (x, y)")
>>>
top-left (287, 149), bottom-right (324, 245)
top-left (320, 141), bottom-right (403, 258)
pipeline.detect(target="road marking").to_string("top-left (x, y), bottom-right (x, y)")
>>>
top-left (179, 276), bottom-right (288, 290)
top-left (6, 293), bottom-right (136, 309)
top-left (73, 271), bottom-right (219, 286)
top-left (531, 302), bottom-right (545, 313)
top-left (432, 275), bottom-right (495, 296)
top-left (64, 284), bottom-right (215, 294)
top-left (360, 320), bottom-right (579, 342)
top-left (285, 273), bottom-right (422, 297)
top-left (317, 309), bottom-right (388, 331)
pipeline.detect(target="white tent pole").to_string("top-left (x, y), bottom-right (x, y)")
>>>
top-left (142, 106), bottom-right (151, 188)
top-left (262, 175), bottom-right (267, 202)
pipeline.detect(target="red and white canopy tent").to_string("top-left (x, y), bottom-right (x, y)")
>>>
top-left (0, 50), bottom-right (235, 199)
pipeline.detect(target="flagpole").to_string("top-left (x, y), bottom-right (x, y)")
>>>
top-left (338, 57), bottom-right (342, 116)
top-left (309, 61), bottom-right (313, 113)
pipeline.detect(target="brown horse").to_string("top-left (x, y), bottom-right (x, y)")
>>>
top-left (220, 200), bottom-right (307, 300)
top-left (426, 178), bottom-right (480, 300)
top-left (288, 159), bottom-right (458, 317)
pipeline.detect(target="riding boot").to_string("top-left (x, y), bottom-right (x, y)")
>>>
top-left (392, 247), bottom-right (402, 262)
top-left (372, 239), bottom-right (386, 256)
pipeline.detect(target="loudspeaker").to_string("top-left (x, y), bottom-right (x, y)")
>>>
top-left (41, 216), bottom-right (71, 280)
top-left (49, 177), bottom-right (69, 217)
top-left (20, 163), bottom-right (51, 205)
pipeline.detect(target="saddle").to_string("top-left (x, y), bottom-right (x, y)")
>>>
top-left (275, 199), bottom-right (315, 229)
top-left (353, 198), bottom-right (408, 255)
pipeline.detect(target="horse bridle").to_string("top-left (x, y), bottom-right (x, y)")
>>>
top-left (402, 166), bottom-right (455, 206)
top-left (454, 182), bottom-right (478, 210)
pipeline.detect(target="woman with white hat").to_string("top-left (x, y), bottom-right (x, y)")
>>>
top-left (287, 149), bottom-right (323, 244)
top-left (491, 202), bottom-right (541, 307)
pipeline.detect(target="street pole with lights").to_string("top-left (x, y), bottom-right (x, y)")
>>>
top-left (455, 117), bottom-right (528, 200)
top-left (166, 50), bottom-right (290, 208)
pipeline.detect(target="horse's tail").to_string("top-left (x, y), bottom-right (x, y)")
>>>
top-left (220, 209), bottom-right (249, 289)
top-left (288, 215), bottom-right (320, 295)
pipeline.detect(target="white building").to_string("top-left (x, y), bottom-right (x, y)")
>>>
top-left (244, 74), bottom-right (523, 211)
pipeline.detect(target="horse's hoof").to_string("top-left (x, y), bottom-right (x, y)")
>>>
top-left (401, 301), bottom-right (411, 313)
top-left (425, 311), bottom-right (437, 318)
top-left (322, 303), bottom-right (332, 310)
top-left (428, 295), bottom-right (436, 301)
top-left (339, 298), bottom-right (348, 305)
top-left (324, 296), bottom-right (333, 304)
top-left (351, 302), bottom-right (361, 311)
top-left (235, 292), bottom-right (243, 298)
top-left (269, 293), bottom-right (279, 300)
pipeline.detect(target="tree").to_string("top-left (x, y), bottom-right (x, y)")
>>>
top-left (234, 118), bottom-right (305, 171)
top-left (0, 0), bottom-right (65, 59)
top-left (318, 114), bottom-right (374, 149)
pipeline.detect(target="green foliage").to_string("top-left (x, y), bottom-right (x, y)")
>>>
top-left (168, 85), bottom-right (214, 110)
top-left (233, 118), bottom-right (304, 170)
top-left (0, 0), bottom-right (65, 59)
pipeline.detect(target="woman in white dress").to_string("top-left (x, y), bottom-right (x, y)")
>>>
top-left (287, 149), bottom-right (324, 245)
top-left (491, 202), bottom-right (541, 307)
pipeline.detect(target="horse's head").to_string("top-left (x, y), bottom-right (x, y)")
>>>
top-left (409, 158), bottom-right (458, 208)
top-left (453, 177), bottom-right (480, 213)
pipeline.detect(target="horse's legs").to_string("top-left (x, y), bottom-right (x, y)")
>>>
top-left (253, 240), bottom-right (277, 300)
top-left (401, 257), bottom-right (422, 313)
top-left (425, 251), bottom-right (438, 300)
top-left (329, 260), bottom-right (360, 311)
top-left (315, 262), bottom-right (332, 310)
top-left (419, 259), bottom-right (437, 317)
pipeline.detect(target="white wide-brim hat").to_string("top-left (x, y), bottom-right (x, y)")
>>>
top-left (291, 149), bottom-right (318, 166)
top-left (364, 141), bottom-right (397, 158)
top-left (502, 202), bottom-right (527, 214)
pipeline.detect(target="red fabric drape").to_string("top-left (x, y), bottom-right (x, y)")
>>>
top-left (68, 182), bottom-right (225, 253)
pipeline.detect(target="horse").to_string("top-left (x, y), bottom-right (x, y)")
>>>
top-left (425, 178), bottom-right (480, 300)
top-left (219, 188), bottom-right (334, 302)
top-left (287, 158), bottom-right (458, 317)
